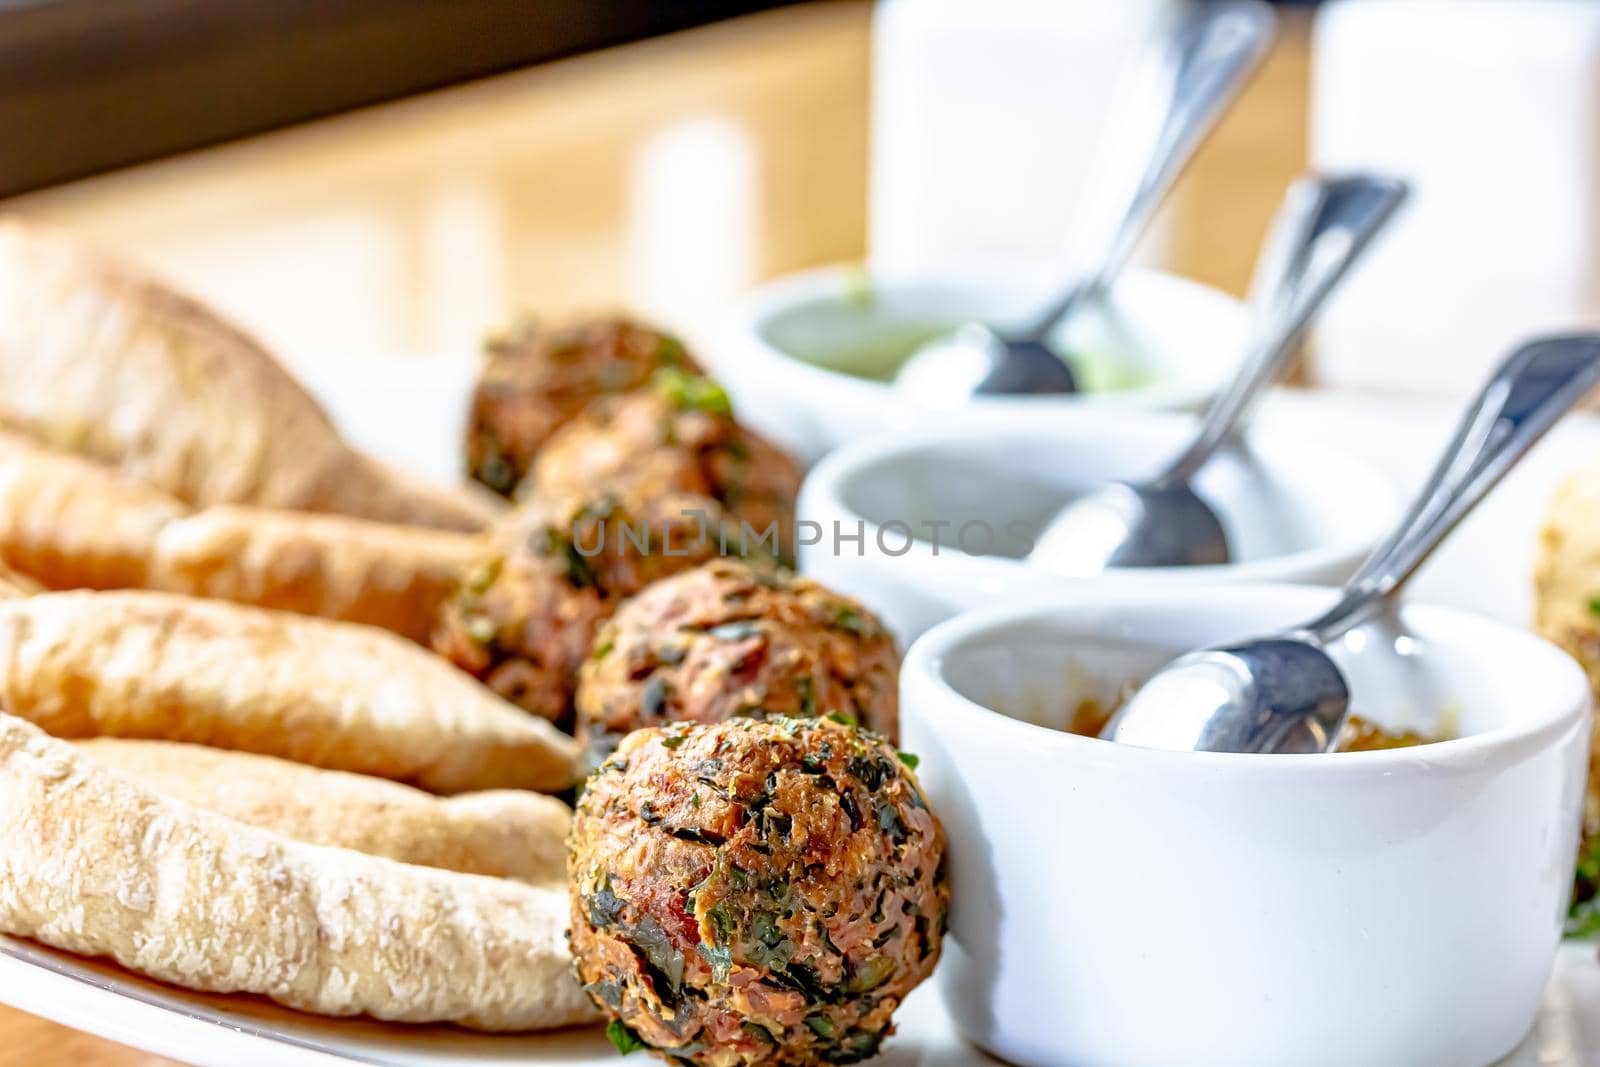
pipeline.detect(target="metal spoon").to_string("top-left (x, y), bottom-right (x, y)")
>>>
top-left (1102, 334), bottom-right (1600, 754)
top-left (1028, 173), bottom-right (1409, 576)
top-left (893, 0), bottom-right (1274, 404)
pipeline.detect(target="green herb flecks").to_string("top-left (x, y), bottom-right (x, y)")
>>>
top-left (876, 799), bottom-right (907, 842)
top-left (740, 1021), bottom-right (779, 1047)
top-left (463, 557), bottom-right (502, 593)
top-left (709, 621), bottom-right (760, 642)
top-left (585, 979), bottom-right (624, 1009)
top-left (1568, 895), bottom-right (1600, 938)
top-left (801, 740), bottom-right (834, 773)
top-left (745, 911), bottom-right (796, 970)
top-left (697, 941), bottom-right (733, 982)
top-left (896, 750), bottom-right (920, 770)
top-left (835, 1028), bottom-right (888, 1063)
top-left (846, 755), bottom-right (889, 791)
top-left (588, 875), bottom-right (626, 928)
top-left (845, 955), bottom-right (897, 994)
top-left (1568, 837), bottom-right (1600, 936)
top-left (832, 606), bottom-right (867, 635)
top-left (665, 823), bottom-right (726, 846)
top-left (627, 915), bottom-right (687, 1005)
top-left (771, 958), bottom-right (832, 1003)
top-left (703, 899), bottom-right (737, 946)
top-left (653, 367), bottom-right (733, 415)
top-left (606, 1018), bottom-right (649, 1054)
top-left (535, 525), bottom-right (599, 589)
top-left (799, 676), bottom-right (818, 717)
top-left (656, 334), bottom-right (687, 366)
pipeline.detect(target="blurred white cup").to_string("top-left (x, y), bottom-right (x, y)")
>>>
top-left (1311, 0), bottom-right (1600, 393)
top-left (870, 0), bottom-right (1176, 282)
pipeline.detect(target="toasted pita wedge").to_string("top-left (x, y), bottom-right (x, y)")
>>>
top-left (0, 715), bottom-right (593, 1030)
top-left (76, 739), bottom-right (570, 882)
top-left (0, 219), bottom-right (498, 531)
top-left (0, 590), bottom-right (579, 793)
top-left (0, 432), bottom-right (479, 643)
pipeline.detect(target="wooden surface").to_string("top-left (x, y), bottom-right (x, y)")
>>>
top-left (3, 1), bottom-right (1307, 370)
top-left (0, 1021), bottom-right (182, 1067)
top-left (0, 4), bottom-right (1311, 1063)
top-left (0, 0), bottom-right (795, 198)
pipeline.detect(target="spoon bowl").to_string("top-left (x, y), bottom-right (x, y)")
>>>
top-left (1108, 638), bottom-right (1350, 754)
top-left (892, 327), bottom-right (1074, 405)
top-left (1029, 482), bottom-right (1229, 576)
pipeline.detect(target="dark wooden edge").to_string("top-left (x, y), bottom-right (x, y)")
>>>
top-left (0, 0), bottom-right (799, 198)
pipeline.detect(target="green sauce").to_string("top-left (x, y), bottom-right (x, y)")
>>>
top-left (791, 327), bottom-right (1152, 391)
top-left (765, 278), bottom-right (1157, 391)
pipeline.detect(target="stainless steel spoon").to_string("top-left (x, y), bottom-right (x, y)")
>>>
top-left (1102, 333), bottom-right (1600, 754)
top-left (1028, 173), bottom-right (1409, 576)
top-left (893, 0), bottom-right (1274, 404)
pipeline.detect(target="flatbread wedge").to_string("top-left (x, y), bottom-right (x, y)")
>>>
top-left (0, 219), bottom-right (499, 532)
top-left (0, 714), bottom-right (595, 1030)
top-left (0, 431), bottom-right (480, 643)
top-left (75, 739), bottom-right (570, 883)
top-left (0, 590), bottom-right (579, 793)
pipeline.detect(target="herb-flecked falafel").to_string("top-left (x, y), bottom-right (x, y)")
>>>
top-left (432, 486), bottom-right (743, 723)
top-left (467, 317), bottom-right (700, 496)
top-left (568, 717), bottom-right (947, 1065)
top-left (530, 371), bottom-right (802, 560)
top-left (576, 560), bottom-right (899, 762)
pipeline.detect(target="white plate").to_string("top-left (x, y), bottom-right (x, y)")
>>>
top-left (0, 938), bottom-right (970, 1067)
top-left (4, 369), bottom-right (1600, 1066)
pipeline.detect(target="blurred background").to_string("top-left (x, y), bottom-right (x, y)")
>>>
top-left (2, 0), bottom-right (1597, 394)
top-left (0, 0), bottom-right (1321, 371)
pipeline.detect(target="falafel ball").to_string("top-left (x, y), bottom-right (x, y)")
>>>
top-left (467, 317), bottom-right (700, 496)
top-left (576, 560), bottom-right (899, 762)
top-left (530, 370), bottom-right (802, 559)
top-left (432, 486), bottom-right (744, 722)
top-left (569, 716), bottom-right (947, 1066)
top-left (1532, 461), bottom-right (1600, 926)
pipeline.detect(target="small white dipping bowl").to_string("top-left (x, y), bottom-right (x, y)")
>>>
top-left (796, 409), bottom-right (1400, 644)
top-left (902, 585), bottom-right (1591, 1067)
top-left (709, 265), bottom-right (1247, 461)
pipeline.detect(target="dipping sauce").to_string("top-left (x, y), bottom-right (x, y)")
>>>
top-left (762, 279), bottom-right (1154, 391)
top-left (793, 331), bottom-right (1149, 392)
top-left (1064, 697), bottom-right (1438, 751)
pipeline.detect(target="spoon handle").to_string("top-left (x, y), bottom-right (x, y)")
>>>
top-left (1154, 173), bottom-right (1409, 488)
top-left (1022, 1), bottom-right (1274, 341)
top-left (1303, 335), bottom-right (1600, 644)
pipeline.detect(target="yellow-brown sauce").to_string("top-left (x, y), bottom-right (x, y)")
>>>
top-left (1064, 697), bottom-right (1436, 751)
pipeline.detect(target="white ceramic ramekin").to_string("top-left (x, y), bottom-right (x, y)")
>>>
top-left (902, 585), bottom-right (1591, 1067)
top-left (796, 409), bottom-right (1400, 645)
top-left (708, 265), bottom-right (1248, 462)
